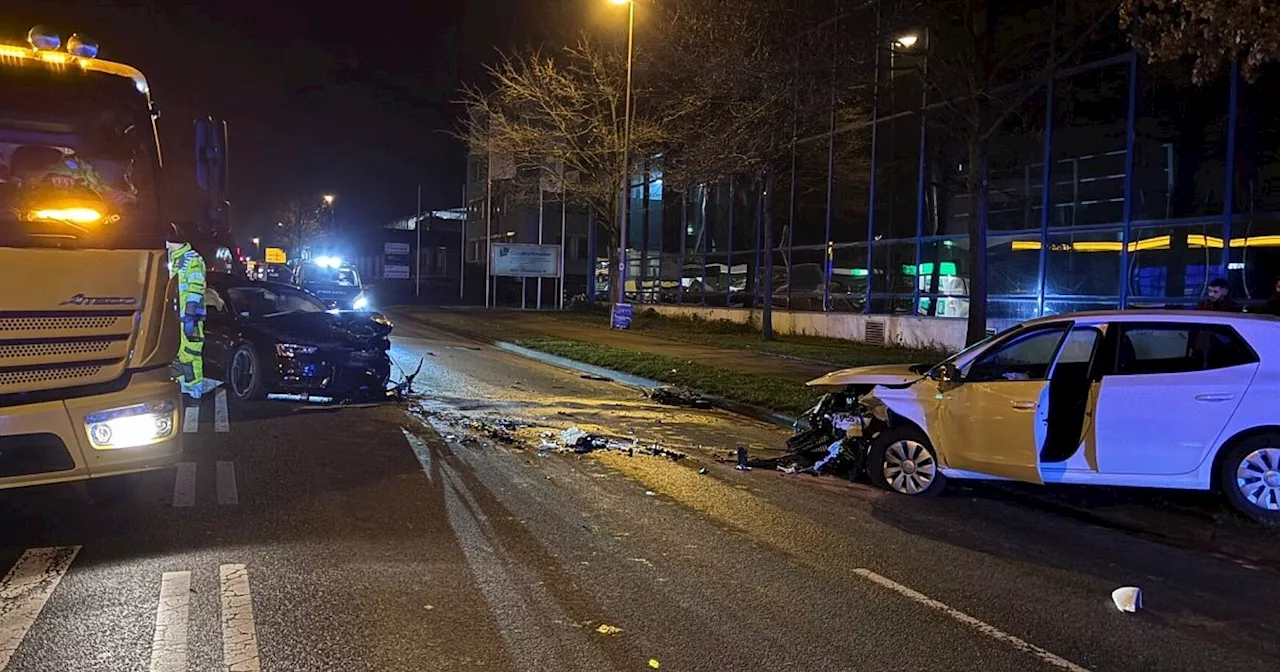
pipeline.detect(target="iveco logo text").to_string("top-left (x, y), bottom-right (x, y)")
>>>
top-left (59, 294), bottom-right (138, 306)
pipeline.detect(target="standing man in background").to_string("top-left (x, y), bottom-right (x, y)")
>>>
top-left (167, 231), bottom-right (208, 398)
top-left (1197, 278), bottom-right (1242, 312)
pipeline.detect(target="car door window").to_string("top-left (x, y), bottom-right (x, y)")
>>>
top-left (204, 288), bottom-right (229, 318)
top-left (963, 326), bottom-right (1068, 382)
top-left (1116, 323), bottom-right (1257, 376)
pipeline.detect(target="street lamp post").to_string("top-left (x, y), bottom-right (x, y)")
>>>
top-left (611, 0), bottom-right (635, 306)
top-left (322, 194), bottom-right (337, 236)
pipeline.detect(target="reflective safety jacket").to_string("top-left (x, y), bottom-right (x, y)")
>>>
top-left (168, 242), bottom-right (207, 319)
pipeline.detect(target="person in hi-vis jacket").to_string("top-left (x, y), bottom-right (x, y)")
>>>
top-left (167, 235), bottom-right (208, 398)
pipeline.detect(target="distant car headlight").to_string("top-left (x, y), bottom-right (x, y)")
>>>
top-left (85, 401), bottom-right (176, 450)
top-left (371, 313), bottom-right (393, 328)
top-left (352, 293), bottom-right (370, 310)
top-left (277, 343), bottom-right (319, 358)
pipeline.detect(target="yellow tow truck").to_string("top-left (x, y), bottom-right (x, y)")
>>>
top-left (0, 28), bottom-right (183, 490)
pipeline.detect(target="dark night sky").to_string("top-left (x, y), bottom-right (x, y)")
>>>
top-left (3, 0), bottom-right (584, 240)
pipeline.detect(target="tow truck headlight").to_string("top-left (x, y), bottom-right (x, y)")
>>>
top-left (85, 401), bottom-right (176, 450)
top-left (352, 293), bottom-right (370, 310)
top-left (277, 343), bottom-right (318, 357)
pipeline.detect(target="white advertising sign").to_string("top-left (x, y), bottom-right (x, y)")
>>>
top-left (384, 242), bottom-right (411, 256)
top-left (491, 243), bottom-right (561, 278)
top-left (384, 264), bottom-right (411, 279)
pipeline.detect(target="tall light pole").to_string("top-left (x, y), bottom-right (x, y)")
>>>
top-left (322, 193), bottom-right (337, 237)
top-left (611, 0), bottom-right (635, 305)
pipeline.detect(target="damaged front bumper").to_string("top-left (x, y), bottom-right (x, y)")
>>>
top-left (785, 391), bottom-right (891, 475)
top-left (272, 348), bottom-right (394, 402)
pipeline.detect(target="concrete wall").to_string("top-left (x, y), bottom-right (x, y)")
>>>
top-left (640, 304), bottom-right (1018, 352)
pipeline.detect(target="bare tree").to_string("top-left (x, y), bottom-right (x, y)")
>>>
top-left (458, 39), bottom-right (675, 302)
top-left (274, 197), bottom-right (325, 258)
top-left (1121, 0), bottom-right (1280, 84)
top-left (659, 0), bottom-right (870, 339)
top-left (878, 0), bottom-right (1121, 344)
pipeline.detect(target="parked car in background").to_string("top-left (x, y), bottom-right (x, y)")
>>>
top-left (260, 262), bottom-right (291, 284)
top-left (203, 273), bottom-right (393, 402)
top-left (805, 310), bottom-right (1280, 523)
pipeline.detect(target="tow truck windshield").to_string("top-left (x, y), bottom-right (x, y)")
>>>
top-left (0, 65), bottom-right (160, 250)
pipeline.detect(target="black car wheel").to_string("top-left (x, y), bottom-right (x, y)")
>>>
top-left (228, 344), bottom-right (267, 401)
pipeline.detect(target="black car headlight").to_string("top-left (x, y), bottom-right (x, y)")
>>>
top-left (277, 343), bottom-right (319, 358)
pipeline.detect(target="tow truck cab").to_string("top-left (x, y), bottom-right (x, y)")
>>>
top-left (0, 28), bottom-right (182, 489)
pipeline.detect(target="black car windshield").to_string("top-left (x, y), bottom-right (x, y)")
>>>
top-left (0, 65), bottom-right (162, 250)
top-left (227, 285), bottom-right (327, 318)
top-left (301, 265), bottom-right (359, 287)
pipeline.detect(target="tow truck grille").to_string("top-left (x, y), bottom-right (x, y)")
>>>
top-left (0, 310), bottom-right (135, 394)
top-left (0, 340), bottom-right (114, 359)
top-left (0, 315), bottom-right (123, 332)
top-left (0, 365), bottom-right (105, 387)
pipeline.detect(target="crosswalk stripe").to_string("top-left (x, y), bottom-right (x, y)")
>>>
top-left (214, 390), bottom-right (230, 433)
top-left (220, 564), bottom-right (261, 672)
top-left (172, 463), bottom-right (197, 508)
top-left (0, 546), bottom-right (80, 670)
top-left (182, 405), bottom-right (200, 434)
top-left (216, 462), bottom-right (239, 505)
top-left (148, 571), bottom-right (191, 672)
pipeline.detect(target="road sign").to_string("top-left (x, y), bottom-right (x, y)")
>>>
top-left (490, 243), bottom-right (561, 278)
top-left (264, 247), bottom-right (286, 264)
top-left (611, 303), bottom-right (633, 329)
top-left (384, 242), bottom-right (411, 256)
top-left (384, 264), bottom-right (411, 279)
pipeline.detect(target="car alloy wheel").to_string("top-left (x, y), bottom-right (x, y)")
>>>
top-left (882, 439), bottom-right (937, 495)
top-left (230, 348), bottom-right (256, 399)
top-left (1237, 447), bottom-right (1280, 512)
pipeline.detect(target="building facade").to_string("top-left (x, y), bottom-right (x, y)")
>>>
top-left (467, 6), bottom-right (1280, 347)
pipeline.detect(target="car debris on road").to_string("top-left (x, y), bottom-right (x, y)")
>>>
top-left (650, 386), bottom-right (711, 408)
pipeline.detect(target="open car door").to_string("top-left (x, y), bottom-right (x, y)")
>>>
top-left (928, 324), bottom-right (1072, 484)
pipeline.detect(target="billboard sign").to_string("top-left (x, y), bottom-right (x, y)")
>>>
top-left (491, 243), bottom-right (561, 278)
top-left (264, 247), bottom-right (287, 264)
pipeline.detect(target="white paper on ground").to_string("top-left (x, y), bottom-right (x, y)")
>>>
top-left (1111, 586), bottom-right (1142, 613)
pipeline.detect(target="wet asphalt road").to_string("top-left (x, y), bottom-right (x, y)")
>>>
top-left (1, 312), bottom-right (1279, 671)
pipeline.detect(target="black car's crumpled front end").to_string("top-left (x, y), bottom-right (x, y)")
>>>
top-left (268, 312), bottom-right (393, 401)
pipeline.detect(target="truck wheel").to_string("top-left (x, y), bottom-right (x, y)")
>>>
top-left (867, 426), bottom-right (946, 497)
top-left (1219, 433), bottom-right (1280, 526)
top-left (228, 344), bottom-right (266, 401)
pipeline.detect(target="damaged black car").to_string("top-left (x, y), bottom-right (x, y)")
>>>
top-left (203, 273), bottom-right (394, 402)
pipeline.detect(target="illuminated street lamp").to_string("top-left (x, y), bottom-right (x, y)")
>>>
top-left (322, 194), bottom-right (335, 206)
top-left (251, 237), bottom-right (261, 258)
top-left (894, 33), bottom-right (919, 49)
top-left (608, 0), bottom-right (636, 304)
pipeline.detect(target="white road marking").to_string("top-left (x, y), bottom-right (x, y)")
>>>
top-left (0, 546), bottom-right (80, 669)
top-left (852, 568), bottom-right (1088, 672)
top-left (182, 405), bottom-right (200, 434)
top-left (216, 461), bottom-right (239, 505)
top-left (172, 462), bottom-right (197, 508)
top-left (401, 428), bottom-right (432, 484)
top-left (219, 564), bottom-right (261, 672)
top-left (148, 571), bottom-right (191, 672)
top-left (214, 390), bottom-right (230, 433)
